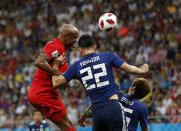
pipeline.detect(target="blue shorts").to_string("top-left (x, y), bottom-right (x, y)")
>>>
top-left (92, 99), bottom-right (127, 131)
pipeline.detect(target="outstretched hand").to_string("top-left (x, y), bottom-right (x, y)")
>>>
top-left (140, 64), bottom-right (149, 73)
top-left (54, 54), bottom-right (66, 67)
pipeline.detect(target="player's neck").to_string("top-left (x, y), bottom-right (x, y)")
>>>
top-left (82, 49), bottom-right (95, 56)
top-left (81, 45), bottom-right (96, 56)
top-left (57, 35), bottom-right (66, 48)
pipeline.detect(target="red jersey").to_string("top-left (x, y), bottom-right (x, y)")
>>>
top-left (32, 38), bottom-right (68, 88)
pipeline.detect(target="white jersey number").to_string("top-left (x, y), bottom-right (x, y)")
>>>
top-left (80, 63), bottom-right (109, 90)
top-left (120, 103), bottom-right (133, 127)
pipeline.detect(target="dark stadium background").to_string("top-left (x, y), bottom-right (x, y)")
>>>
top-left (0, 0), bottom-right (181, 130)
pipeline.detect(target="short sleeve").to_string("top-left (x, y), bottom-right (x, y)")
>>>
top-left (106, 51), bottom-right (125, 68)
top-left (43, 42), bottom-right (62, 60)
top-left (62, 63), bottom-right (77, 82)
top-left (140, 105), bottom-right (148, 127)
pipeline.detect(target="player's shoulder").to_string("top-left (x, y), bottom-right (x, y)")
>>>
top-left (99, 51), bottom-right (114, 60)
top-left (135, 100), bottom-right (148, 113)
top-left (140, 102), bottom-right (147, 110)
top-left (45, 38), bottom-right (60, 47)
top-left (102, 51), bottom-right (112, 55)
top-left (42, 120), bottom-right (48, 124)
top-left (28, 121), bottom-right (35, 126)
top-left (47, 38), bottom-right (58, 44)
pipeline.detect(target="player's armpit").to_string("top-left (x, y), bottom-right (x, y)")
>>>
top-left (52, 75), bottom-right (67, 89)
top-left (141, 126), bottom-right (149, 131)
top-left (34, 52), bottom-right (60, 75)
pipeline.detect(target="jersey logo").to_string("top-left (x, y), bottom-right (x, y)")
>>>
top-left (51, 50), bottom-right (59, 58)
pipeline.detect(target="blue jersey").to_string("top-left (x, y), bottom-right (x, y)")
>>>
top-left (28, 120), bottom-right (49, 131)
top-left (63, 51), bottom-right (125, 103)
top-left (119, 94), bottom-right (148, 131)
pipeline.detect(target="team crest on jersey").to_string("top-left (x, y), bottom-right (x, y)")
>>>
top-left (51, 50), bottom-right (59, 58)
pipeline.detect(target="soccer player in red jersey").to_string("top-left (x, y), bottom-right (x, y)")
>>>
top-left (28, 24), bottom-right (79, 131)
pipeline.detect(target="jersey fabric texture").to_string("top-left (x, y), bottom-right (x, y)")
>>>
top-left (28, 38), bottom-right (68, 123)
top-left (28, 120), bottom-right (49, 131)
top-left (62, 51), bottom-right (126, 131)
top-left (63, 51), bottom-right (125, 104)
top-left (92, 99), bottom-right (127, 131)
top-left (119, 94), bottom-right (148, 131)
top-left (33, 38), bottom-right (68, 87)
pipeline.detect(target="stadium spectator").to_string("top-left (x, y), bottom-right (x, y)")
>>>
top-left (0, 0), bottom-right (181, 128)
top-left (28, 109), bottom-right (49, 131)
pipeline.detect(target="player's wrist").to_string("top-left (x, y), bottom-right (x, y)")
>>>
top-left (139, 69), bottom-right (145, 74)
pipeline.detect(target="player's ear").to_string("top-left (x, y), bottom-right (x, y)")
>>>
top-left (128, 86), bottom-right (136, 95)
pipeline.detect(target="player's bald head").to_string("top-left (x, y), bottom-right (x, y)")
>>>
top-left (59, 24), bottom-right (79, 37)
top-left (58, 24), bottom-right (79, 49)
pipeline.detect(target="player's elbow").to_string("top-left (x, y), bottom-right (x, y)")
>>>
top-left (34, 59), bottom-right (40, 67)
top-left (120, 63), bottom-right (131, 72)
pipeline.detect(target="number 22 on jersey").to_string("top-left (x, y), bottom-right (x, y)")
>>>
top-left (80, 63), bottom-right (109, 90)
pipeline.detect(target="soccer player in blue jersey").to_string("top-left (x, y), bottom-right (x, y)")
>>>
top-left (78, 78), bottom-right (150, 131)
top-left (119, 78), bottom-right (150, 131)
top-left (28, 109), bottom-right (49, 131)
top-left (52, 34), bottom-right (149, 131)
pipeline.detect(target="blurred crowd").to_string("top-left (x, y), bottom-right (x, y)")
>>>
top-left (0, 0), bottom-right (181, 128)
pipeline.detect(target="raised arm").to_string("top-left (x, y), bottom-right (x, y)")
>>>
top-left (34, 52), bottom-right (60, 76)
top-left (107, 51), bottom-right (149, 74)
top-left (121, 63), bottom-right (149, 74)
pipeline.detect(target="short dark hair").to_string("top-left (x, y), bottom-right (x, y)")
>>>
top-left (32, 109), bottom-right (42, 116)
top-left (78, 34), bottom-right (95, 48)
top-left (132, 78), bottom-right (151, 99)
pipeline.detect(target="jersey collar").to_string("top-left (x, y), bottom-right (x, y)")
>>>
top-left (83, 53), bottom-right (96, 58)
top-left (127, 94), bottom-right (137, 100)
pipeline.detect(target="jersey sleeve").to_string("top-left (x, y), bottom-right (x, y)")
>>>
top-left (106, 51), bottom-right (125, 68)
top-left (140, 105), bottom-right (148, 127)
top-left (43, 42), bottom-right (63, 60)
top-left (62, 63), bottom-right (77, 82)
